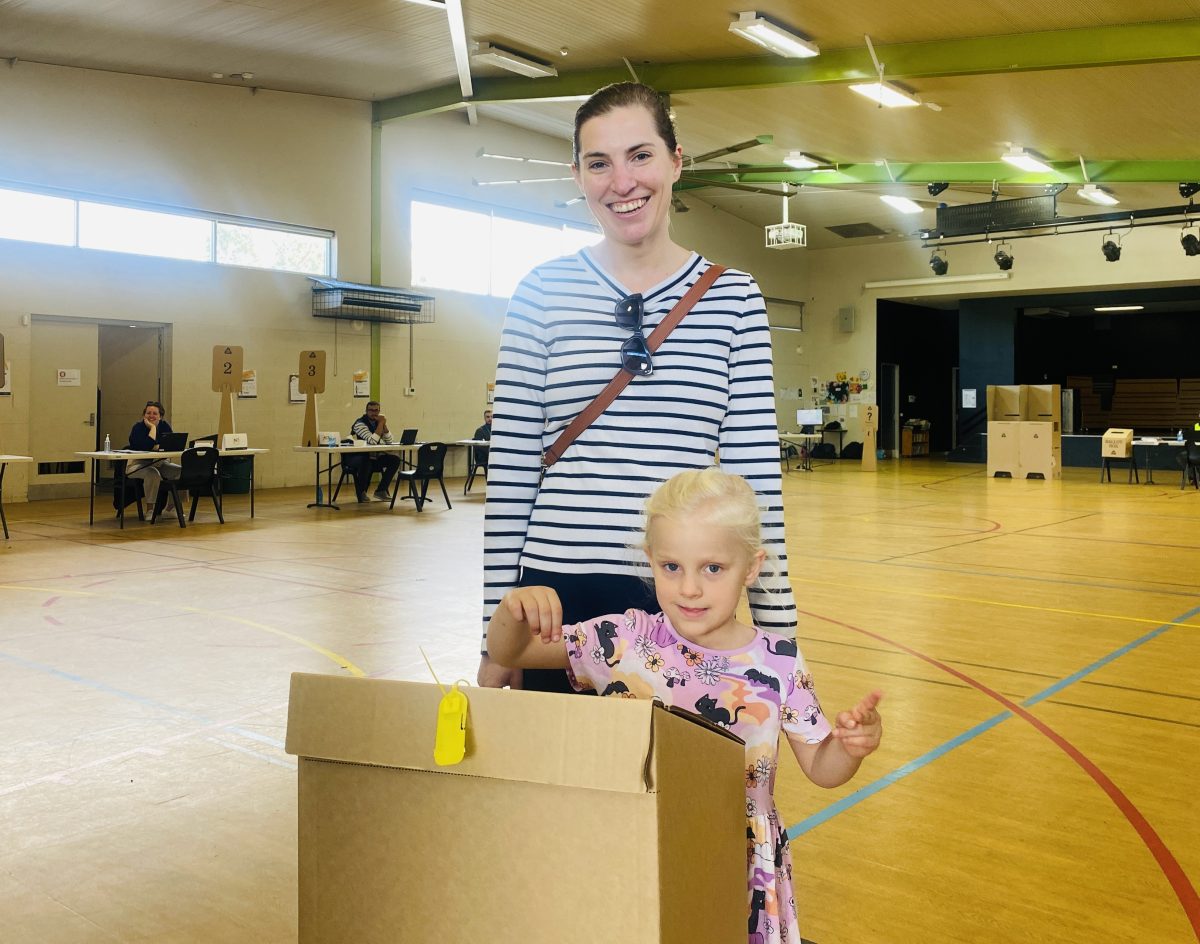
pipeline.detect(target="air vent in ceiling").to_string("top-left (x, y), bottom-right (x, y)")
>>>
top-left (826, 222), bottom-right (889, 239)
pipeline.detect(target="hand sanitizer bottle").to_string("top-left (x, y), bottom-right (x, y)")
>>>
top-left (103, 434), bottom-right (112, 452)
top-left (1178, 429), bottom-right (1185, 443)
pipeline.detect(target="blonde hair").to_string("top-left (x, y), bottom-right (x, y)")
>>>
top-left (642, 467), bottom-right (764, 560)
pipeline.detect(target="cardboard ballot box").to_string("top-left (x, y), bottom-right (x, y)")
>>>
top-left (285, 674), bottom-right (747, 944)
top-left (1102, 428), bottom-right (1134, 458)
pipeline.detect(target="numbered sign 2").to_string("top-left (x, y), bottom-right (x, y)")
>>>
top-left (212, 345), bottom-right (244, 393)
top-left (298, 350), bottom-right (327, 394)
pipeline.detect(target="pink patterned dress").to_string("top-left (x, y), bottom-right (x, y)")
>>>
top-left (563, 609), bottom-right (832, 944)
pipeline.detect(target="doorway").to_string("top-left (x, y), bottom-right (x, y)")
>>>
top-left (29, 316), bottom-right (169, 500)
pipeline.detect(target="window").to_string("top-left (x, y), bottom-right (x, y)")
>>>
top-left (0, 183), bottom-right (332, 276)
top-left (79, 202), bottom-right (213, 262)
top-left (0, 189), bottom-right (75, 246)
top-left (217, 222), bottom-right (330, 275)
top-left (411, 196), bottom-right (600, 297)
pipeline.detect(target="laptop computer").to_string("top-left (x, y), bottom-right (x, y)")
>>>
top-left (158, 431), bottom-right (189, 451)
top-left (399, 428), bottom-right (418, 445)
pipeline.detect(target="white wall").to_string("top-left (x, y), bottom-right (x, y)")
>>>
top-left (0, 61), bottom-right (372, 495)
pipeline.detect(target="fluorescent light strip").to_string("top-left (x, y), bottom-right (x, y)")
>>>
top-left (848, 81), bottom-right (921, 108)
top-left (471, 43), bottom-right (557, 78)
top-left (729, 12), bottom-right (819, 58)
top-left (478, 150), bottom-right (571, 167)
top-left (1094, 305), bottom-right (1143, 312)
top-left (1001, 147), bottom-right (1053, 173)
top-left (1077, 184), bottom-right (1120, 206)
top-left (879, 194), bottom-right (924, 214)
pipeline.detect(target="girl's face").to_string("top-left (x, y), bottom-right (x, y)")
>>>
top-left (143, 405), bottom-right (161, 423)
top-left (572, 105), bottom-right (682, 251)
top-left (645, 511), bottom-right (765, 648)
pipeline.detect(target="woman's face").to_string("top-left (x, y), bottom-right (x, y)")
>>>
top-left (572, 104), bottom-right (682, 250)
top-left (143, 405), bottom-right (161, 423)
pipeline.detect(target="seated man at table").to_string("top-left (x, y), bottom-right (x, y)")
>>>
top-left (126, 400), bottom-right (183, 511)
top-left (346, 401), bottom-right (400, 502)
top-left (471, 409), bottom-right (492, 471)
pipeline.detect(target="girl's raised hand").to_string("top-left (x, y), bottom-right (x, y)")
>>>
top-left (831, 690), bottom-right (884, 759)
top-left (502, 586), bottom-right (564, 644)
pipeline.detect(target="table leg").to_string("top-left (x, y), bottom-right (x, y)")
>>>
top-left (88, 457), bottom-right (96, 526)
top-left (0, 462), bottom-right (9, 540)
top-left (1145, 445), bottom-right (1154, 485)
top-left (249, 455), bottom-right (255, 517)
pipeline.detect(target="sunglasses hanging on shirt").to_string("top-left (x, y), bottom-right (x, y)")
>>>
top-left (614, 294), bottom-right (653, 376)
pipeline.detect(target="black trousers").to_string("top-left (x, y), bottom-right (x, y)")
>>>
top-left (517, 567), bottom-right (658, 694)
top-left (346, 452), bottom-right (400, 495)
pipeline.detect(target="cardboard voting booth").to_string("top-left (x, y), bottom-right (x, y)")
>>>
top-left (285, 674), bottom-right (747, 944)
top-left (986, 384), bottom-right (1062, 479)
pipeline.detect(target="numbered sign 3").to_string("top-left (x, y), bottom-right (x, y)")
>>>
top-left (298, 350), bottom-right (327, 394)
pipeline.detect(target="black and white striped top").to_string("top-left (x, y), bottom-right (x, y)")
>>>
top-left (482, 249), bottom-right (795, 646)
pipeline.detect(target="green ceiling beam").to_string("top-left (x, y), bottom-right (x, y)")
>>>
top-left (374, 19), bottom-right (1200, 122)
top-left (672, 161), bottom-right (1200, 189)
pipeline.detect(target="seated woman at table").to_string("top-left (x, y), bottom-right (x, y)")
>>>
top-left (126, 400), bottom-right (183, 511)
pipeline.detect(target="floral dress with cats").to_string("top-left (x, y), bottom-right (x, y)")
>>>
top-left (563, 609), bottom-right (831, 944)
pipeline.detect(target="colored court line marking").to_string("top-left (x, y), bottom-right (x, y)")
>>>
top-left (787, 606), bottom-right (1200, 940)
top-left (0, 583), bottom-right (364, 677)
top-left (791, 574), bottom-right (1200, 630)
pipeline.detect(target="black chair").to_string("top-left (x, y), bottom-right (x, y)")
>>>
top-left (391, 442), bottom-right (451, 512)
top-left (111, 458), bottom-right (147, 523)
top-left (152, 446), bottom-right (223, 527)
top-left (1182, 441), bottom-right (1200, 490)
top-left (464, 442), bottom-right (489, 494)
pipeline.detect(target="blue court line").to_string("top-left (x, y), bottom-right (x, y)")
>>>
top-left (0, 650), bottom-right (286, 750)
top-left (787, 603), bottom-right (1200, 840)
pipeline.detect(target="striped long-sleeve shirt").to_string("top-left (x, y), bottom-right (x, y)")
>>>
top-left (482, 249), bottom-right (795, 647)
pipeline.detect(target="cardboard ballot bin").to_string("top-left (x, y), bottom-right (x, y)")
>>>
top-left (285, 674), bottom-right (747, 944)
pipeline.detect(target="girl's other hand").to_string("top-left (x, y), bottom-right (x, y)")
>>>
top-left (831, 690), bottom-right (883, 759)
top-left (502, 586), bottom-right (564, 643)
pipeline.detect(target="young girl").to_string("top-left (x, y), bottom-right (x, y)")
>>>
top-left (488, 467), bottom-right (883, 944)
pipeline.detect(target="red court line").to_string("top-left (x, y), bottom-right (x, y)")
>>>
top-left (800, 609), bottom-right (1200, 940)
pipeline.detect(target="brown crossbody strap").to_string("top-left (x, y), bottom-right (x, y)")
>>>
top-left (541, 263), bottom-right (726, 472)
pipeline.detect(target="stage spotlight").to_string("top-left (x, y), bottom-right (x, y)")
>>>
top-left (1179, 182), bottom-right (1200, 199)
top-left (1183, 231), bottom-right (1200, 256)
top-left (1101, 238), bottom-right (1122, 262)
top-left (926, 182), bottom-right (949, 196)
top-left (929, 250), bottom-right (949, 275)
top-left (993, 246), bottom-right (1014, 270)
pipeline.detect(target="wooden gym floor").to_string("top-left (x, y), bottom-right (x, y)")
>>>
top-left (1, 460), bottom-right (1197, 943)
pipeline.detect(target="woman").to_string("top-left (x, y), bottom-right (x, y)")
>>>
top-left (479, 82), bottom-right (795, 691)
top-left (126, 400), bottom-right (183, 511)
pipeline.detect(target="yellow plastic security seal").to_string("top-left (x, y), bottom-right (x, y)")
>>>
top-left (420, 647), bottom-right (469, 767)
top-left (433, 683), bottom-right (469, 766)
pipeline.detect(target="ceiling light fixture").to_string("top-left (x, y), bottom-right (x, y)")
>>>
top-left (929, 249), bottom-right (949, 276)
top-left (477, 149), bottom-right (570, 167)
top-left (729, 12), bottom-right (820, 58)
top-left (993, 244), bottom-right (1014, 270)
top-left (1094, 305), bottom-right (1144, 312)
top-left (1077, 184), bottom-right (1119, 206)
top-left (1183, 231), bottom-right (1200, 256)
top-left (1179, 182), bottom-right (1200, 199)
top-left (1101, 234), bottom-right (1122, 262)
top-left (783, 152), bottom-right (820, 169)
top-left (879, 194), bottom-right (923, 214)
top-left (1001, 147), bottom-right (1053, 174)
top-left (848, 81), bottom-right (921, 108)
top-left (471, 43), bottom-right (557, 78)
top-left (926, 182), bottom-right (949, 196)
